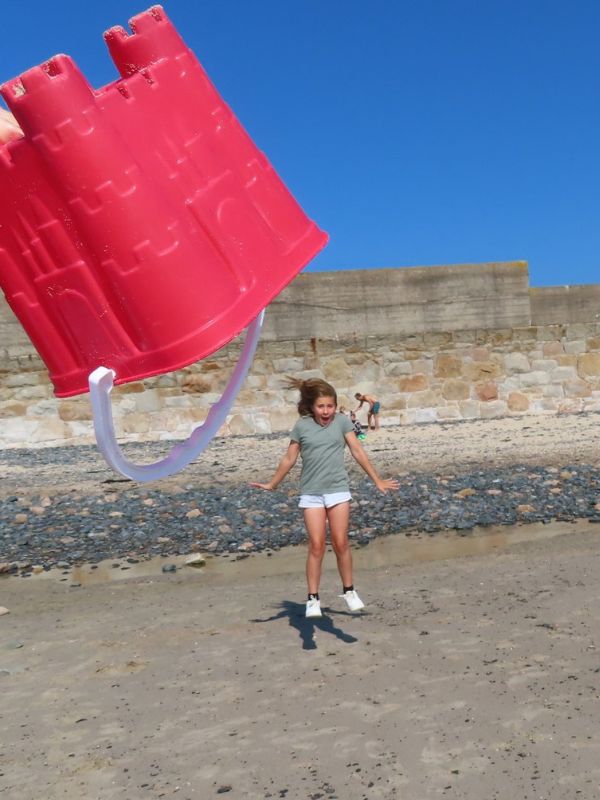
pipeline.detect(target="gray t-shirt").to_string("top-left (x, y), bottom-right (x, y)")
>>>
top-left (290, 413), bottom-right (355, 494)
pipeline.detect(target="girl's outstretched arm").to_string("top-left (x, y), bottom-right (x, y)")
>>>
top-left (250, 441), bottom-right (300, 491)
top-left (344, 432), bottom-right (399, 493)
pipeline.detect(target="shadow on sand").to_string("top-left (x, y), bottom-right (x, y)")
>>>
top-left (251, 600), bottom-right (361, 650)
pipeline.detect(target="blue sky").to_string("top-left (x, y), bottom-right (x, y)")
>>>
top-left (1, 0), bottom-right (598, 287)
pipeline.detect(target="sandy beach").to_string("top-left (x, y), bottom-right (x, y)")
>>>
top-left (2, 413), bottom-right (600, 799)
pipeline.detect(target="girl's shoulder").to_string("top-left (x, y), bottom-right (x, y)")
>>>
top-left (293, 414), bottom-right (313, 426)
top-left (335, 412), bottom-right (354, 432)
top-left (290, 414), bottom-right (313, 438)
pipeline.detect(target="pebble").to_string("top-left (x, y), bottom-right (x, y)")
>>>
top-left (455, 487), bottom-right (476, 498)
top-left (185, 554), bottom-right (207, 567)
top-left (0, 607), bottom-right (9, 616)
top-left (517, 504), bottom-right (536, 514)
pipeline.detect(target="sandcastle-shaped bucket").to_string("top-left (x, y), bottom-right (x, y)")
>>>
top-left (0, 5), bottom-right (327, 480)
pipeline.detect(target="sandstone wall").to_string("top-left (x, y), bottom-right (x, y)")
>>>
top-left (2, 261), bottom-right (600, 448)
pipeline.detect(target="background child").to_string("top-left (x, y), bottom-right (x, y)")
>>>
top-left (349, 410), bottom-right (366, 440)
top-left (250, 378), bottom-right (398, 618)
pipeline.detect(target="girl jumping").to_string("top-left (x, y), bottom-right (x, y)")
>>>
top-left (251, 378), bottom-right (399, 618)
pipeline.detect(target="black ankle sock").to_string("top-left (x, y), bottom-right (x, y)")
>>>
top-left (343, 585), bottom-right (354, 594)
top-left (308, 593), bottom-right (319, 601)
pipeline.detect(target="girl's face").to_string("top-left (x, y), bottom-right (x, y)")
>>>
top-left (312, 395), bottom-right (336, 426)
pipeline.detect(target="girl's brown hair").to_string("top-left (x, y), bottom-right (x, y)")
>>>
top-left (286, 377), bottom-right (337, 417)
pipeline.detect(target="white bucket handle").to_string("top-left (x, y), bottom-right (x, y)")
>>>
top-left (88, 310), bottom-right (264, 482)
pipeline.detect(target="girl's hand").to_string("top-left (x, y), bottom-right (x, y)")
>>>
top-left (249, 482), bottom-right (275, 491)
top-left (375, 477), bottom-right (400, 493)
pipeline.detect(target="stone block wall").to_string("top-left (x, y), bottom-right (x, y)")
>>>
top-left (3, 320), bottom-right (600, 448)
top-left (2, 261), bottom-right (600, 448)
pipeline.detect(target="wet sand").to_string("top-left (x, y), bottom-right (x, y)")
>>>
top-left (3, 413), bottom-right (600, 798)
top-left (2, 518), bottom-right (600, 799)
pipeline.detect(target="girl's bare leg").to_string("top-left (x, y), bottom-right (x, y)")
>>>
top-left (303, 508), bottom-right (327, 595)
top-left (327, 501), bottom-right (353, 587)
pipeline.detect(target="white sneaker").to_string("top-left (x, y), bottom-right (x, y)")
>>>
top-left (306, 598), bottom-right (322, 618)
top-left (341, 589), bottom-right (365, 612)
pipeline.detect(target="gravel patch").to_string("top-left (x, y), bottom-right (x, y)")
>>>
top-left (2, 415), bottom-right (600, 573)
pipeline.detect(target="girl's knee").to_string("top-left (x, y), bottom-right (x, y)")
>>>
top-left (331, 538), bottom-right (349, 557)
top-left (308, 541), bottom-right (326, 559)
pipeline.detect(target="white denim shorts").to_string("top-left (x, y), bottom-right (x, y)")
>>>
top-left (298, 491), bottom-right (352, 509)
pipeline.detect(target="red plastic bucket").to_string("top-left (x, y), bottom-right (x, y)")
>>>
top-left (0, 5), bottom-right (327, 397)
